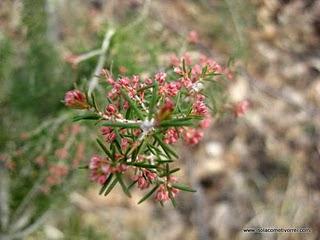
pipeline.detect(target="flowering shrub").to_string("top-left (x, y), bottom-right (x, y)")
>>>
top-left (65, 53), bottom-right (240, 206)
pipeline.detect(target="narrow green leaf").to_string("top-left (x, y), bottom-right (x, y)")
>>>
top-left (121, 89), bottom-right (144, 119)
top-left (132, 139), bottom-right (147, 161)
top-left (126, 162), bottom-right (157, 169)
top-left (154, 135), bottom-right (178, 159)
top-left (171, 183), bottom-right (196, 192)
top-left (104, 177), bottom-right (119, 196)
top-left (148, 81), bottom-right (158, 120)
top-left (99, 174), bottom-right (113, 195)
top-left (91, 93), bottom-right (99, 112)
top-left (159, 168), bottom-right (180, 177)
top-left (182, 58), bottom-right (186, 73)
top-left (100, 121), bottom-right (140, 128)
top-left (159, 119), bottom-right (193, 127)
top-left (96, 138), bottom-right (113, 159)
top-left (116, 173), bottom-right (131, 198)
top-left (169, 191), bottom-right (177, 208)
top-left (138, 185), bottom-right (159, 204)
top-left (155, 159), bottom-right (173, 163)
top-left (73, 113), bottom-right (100, 122)
top-left (175, 91), bottom-right (182, 113)
top-left (78, 165), bottom-right (89, 169)
top-left (128, 180), bottom-right (138, 190)
top-left (201, 65), bottom-right (208, 78)
top-left (147, 143), bottom-right (169, 158)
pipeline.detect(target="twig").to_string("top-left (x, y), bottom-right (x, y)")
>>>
top-left (224, 0), bottom-right (245, 47)
top-left (88, 28), bottom-right (116, 95)
top-left (0, 162), bottom-right (10, 232)
top-left (9, 210), bottom-right (51, 239)
top-left (10, 175), bottom-right (45, 225)
top-left (121, 0), bottom-right (151, 32)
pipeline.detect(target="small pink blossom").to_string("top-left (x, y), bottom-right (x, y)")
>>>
top-left (121, 138), bottom-right (129, 151)
top-left (182, 52), bottom-right (192, 66)
top-left (35, 155), bottom-right (46, 167)
top-left (156, 98), bottom-right (174, 121)
top-left (64, 90), bottom-right (88, 109)
top-left (105, 104), bottom-right (117, 115)
top-left (155, 185), bottom-right (170, 202)
top-left (145, 170), bottom-right (157, 181)
top-left (45, 164), bottom-right (69, 186)
top-left (170, 54), bottom-right (180, 67)
top-left (164, 128), bottom-right (179, 144)
top-left (160, 82), bottom-right (180, 97)
top-left (193, 100), bottom-right (208, 115)
top-left (199, 115), bottom-right (212, 129)
top-left (134, 176), bottom-right (150, 190)
top-left (155, 72), bottom-right (167, 84)
top-left (187, 30), bottom-right (200, 44)
top-left (184, 128), bottom-right (204, 145)
top-left (119, 77), bottom-right (130, 86)
top-left (181, 77), bottom-right (193, 89)
top-left (234, 100), bottom-right (250, 117)
top-left (119, 66), bottom-right (128, 74)
top-left (101, 127), bottom-right (117, 142)
top-left (89, 155), bottom-right (110, 185)
top-left (55, 148), bottom-right (69, 160)
top-left (174, 67), bottom-right (183, 75)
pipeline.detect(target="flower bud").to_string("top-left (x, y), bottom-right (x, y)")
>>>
top-left (64, 90), bottom-right (88, 109)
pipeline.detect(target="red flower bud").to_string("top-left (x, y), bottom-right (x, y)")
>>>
top-left (64, 90), bottom-right (88, 109)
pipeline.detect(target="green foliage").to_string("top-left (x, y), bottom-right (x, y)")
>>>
top-left (7, 0), bottom-right (71, 117)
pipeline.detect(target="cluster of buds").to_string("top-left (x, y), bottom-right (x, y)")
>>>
top-left (41, 164), bottom-right (69, 193)
top-left (65, 53), bottom-right (241, 205)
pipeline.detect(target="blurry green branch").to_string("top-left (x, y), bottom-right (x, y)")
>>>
top-left (0, 163), bottom-right (10, 233)
top-left (122, 0), bottom-right (151, 32)
top-left (88, 28), bottom-right (116, 95)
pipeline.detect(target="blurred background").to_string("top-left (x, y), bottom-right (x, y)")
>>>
top-left (0, 0), bottom-right (320, 239)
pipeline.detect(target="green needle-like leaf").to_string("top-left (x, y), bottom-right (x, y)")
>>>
top-left (159, 168), bottom-right (180, 177)
top-left (154, 135), bottom-right (178, 159)
top-left (148, 81), bottom-right (158, 120)
top-left (126, 162), bottom-right (157, 169)
top-left (99, 174), bottom-right (114, 195)
top-left (100, 121), bottom-right (140, 128)
top-left (73, 113), bottom-right (101, 122)
top-left (104, 177), bottom-right (119, 196)
top-left (171, 183), bottom-right (196, 192)
top-left (96, 138), bottom-right (113, 159)
top-left (116, 173), bottom-right (131, 197)
top-left (121, 89), bottom-right (144, 119)
top-left (169, 191), bottom-right (177, 208)
top-left (158, 119), bottom-right (194, 127)
top-left (138, 185), bottom-right (159, 204)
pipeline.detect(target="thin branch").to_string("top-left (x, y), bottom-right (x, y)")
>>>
top-left (0, 162), bottom-right (10, 232)
top-left (9, 210), bottom-right (50, 239)
top-left (122, 0), bottom-right (151, 32)
top-left (88, 28), bottom-right (116, 96)
top-left (224, 0), bottom-right (245, 47)
top-left (10, 175), bottom-right (45, 225)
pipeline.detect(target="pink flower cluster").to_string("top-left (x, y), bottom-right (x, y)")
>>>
top-left (234, 100), bottom-right (250, 117)
top-left (132, 169), bottom-right (157, 190)
top-left (65, 51), bottom-right (232, 204)
top-left (155, 177), bottom-right (180, 202)
top-left (42, 164), bottom-right (69, 193)
top-left (89, 155), bottom-right (128, 184)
